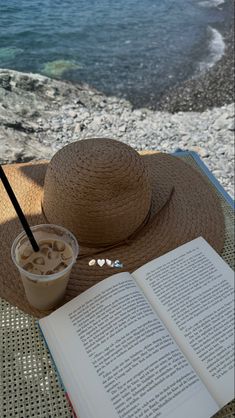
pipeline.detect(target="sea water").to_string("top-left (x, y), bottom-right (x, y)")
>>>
top-left (0, 0), bottom-right (232, 106)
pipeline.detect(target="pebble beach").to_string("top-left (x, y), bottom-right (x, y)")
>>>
top-left (156, 24), bottom-right (234, 113)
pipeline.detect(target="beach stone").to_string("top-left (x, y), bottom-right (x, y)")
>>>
top-left (74, 123), bottom-right (82, 133)
top-left (228, 121), bottom-right (235, 131)
top-left (0, 73), bottom-right (11, 90)
top-left (213, 114), bottom-right (231, 130)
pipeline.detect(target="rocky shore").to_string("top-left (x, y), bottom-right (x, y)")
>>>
top-left (157, 25), bottom-right (234, 113)
top-left (0, 68), bottom-right (234, 198)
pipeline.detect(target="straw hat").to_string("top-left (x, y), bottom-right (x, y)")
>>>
top-left (0, 138), bottom-right (224, 317)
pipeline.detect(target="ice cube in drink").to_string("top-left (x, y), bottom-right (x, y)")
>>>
top-left (11, 224), bottom-right (79, 310)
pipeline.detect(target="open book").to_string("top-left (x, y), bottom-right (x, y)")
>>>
top-left (39, 237), bottom-right (234, 418)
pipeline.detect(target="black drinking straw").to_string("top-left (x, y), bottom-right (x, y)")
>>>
top-left (0, 165), bottom-right (39, 252)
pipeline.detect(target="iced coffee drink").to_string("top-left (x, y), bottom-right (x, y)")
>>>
top-left (11, 224), bottom-right (79, 310)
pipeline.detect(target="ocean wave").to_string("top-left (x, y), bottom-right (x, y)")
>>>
top-left (198, 0), bottom-right (225, 8)
top-left (198, 27), bottom-right (225, 72)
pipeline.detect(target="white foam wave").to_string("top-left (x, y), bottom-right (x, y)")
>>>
top-left (199, 0), bottom-right (225, 8)
top-left (199, 27), bottom-right (225, 72)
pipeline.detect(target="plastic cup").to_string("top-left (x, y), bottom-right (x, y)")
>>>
top-left (11, 224), bottom-right (79, 310)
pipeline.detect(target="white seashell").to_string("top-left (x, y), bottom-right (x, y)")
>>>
top-left (106, 259), bottom-right (112, 266)
top-left (88, 259), bottom-right (96, 266)
top-left (97, 259), bottom-right (105, 267)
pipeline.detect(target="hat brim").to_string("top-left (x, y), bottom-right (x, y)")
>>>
top-left (0, 153), bottom-right (224, 317)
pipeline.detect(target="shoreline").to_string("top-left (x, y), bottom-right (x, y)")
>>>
top-left (64, 22), bottom-right (234, 112)
top-left (0, 23), bottom-right (233, 114)
top-left (154, 23), bottom-right (234, 113)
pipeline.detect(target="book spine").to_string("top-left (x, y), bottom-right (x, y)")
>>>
top-left (37, 322), bottom-right (77, 418)
top-left (65, 392), bottom-right (78, 418)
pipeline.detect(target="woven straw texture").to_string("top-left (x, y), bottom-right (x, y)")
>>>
top-left (0, 152), bottom-right (234, 418)
top-left (0, 142), bottom-right (225, 317)
top-left (42, 138), bottom-right (153, 245)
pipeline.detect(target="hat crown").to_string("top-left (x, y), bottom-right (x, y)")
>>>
top-left (42, 138), bottom-right (152, 245)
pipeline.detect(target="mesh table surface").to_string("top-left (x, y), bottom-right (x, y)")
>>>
top-left (0, 152), bottom-right (234, 418)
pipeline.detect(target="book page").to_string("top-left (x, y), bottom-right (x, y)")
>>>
top-left (40, 271), bottom-right (218, 418)
top-left (133, 237), bottom-right (234, 407)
